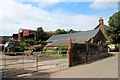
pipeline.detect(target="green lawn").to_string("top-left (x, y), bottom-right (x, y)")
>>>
top-left (41, 50), bottom-right (67, 59)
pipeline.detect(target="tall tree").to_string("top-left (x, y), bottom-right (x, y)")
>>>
top-left (36, 27), bottom-right (44, 41)
top-left (105, 11), bottom-right (120, 43)
top-left (43, 32), bottom-right (54, 41)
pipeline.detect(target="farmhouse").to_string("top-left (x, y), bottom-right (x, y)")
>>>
top-left (94, 17), bottom-right (112, 41)
top-left (12, 28), bottom-right (56, 41)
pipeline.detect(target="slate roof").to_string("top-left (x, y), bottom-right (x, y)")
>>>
top-left (94, 24), bottom-right (109, 30)
top-left (46, 29), bottom-right (100, 47)
top-left (94, 24), bottom-right (112, 41)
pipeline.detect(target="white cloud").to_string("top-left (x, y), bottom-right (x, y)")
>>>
top-left (34, 0), bottom-right (61, 8)
top-left (0, 0), bottom-right (109, 36)
top-left (91, 0), bottom-right (119, 2)
top-left (17, 0), bottom-right (61, 8)
top-left (90, 0), bottom-right (119, 9)
top-left (16, 0), bottom-right (93, 2)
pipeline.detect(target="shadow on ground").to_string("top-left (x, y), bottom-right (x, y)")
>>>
top-left (75, 53), bottom-right (116, 67)
top-left (2, 68), bottom-right (50, 79)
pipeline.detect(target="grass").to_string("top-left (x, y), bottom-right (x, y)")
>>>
top-left (50, 54), bottom-right (67, 59)
top-left (41, 50), bottom-right (67, 59)
top-left (42, 51), bottom-right (57, 55)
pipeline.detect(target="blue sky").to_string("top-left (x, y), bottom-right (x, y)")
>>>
top-left (0, 0), bottom-right (119, 36)
top-left (43, 2), bottom-right (93, 14)
top-left (22, 2), bottom-right (117, 15)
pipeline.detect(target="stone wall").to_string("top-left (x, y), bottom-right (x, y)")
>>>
top-left (70, 43), bottom-right (108, 66)
top-left (71, 43), bottom-right (87, 66)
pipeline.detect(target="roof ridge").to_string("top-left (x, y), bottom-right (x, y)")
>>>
top-left (53, 29), bottom-right (99, 36)
top-left (47, 28), bottom-right (100, 42)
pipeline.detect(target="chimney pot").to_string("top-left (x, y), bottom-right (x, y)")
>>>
top-left (99, 17), bottom-right (104, 25)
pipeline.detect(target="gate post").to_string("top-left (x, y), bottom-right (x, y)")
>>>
top-left (36, 52), bottom-right (39, 71)
top-left (68, 39), bottom-right (72, 67)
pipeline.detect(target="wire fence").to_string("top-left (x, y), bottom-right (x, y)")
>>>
top-left (0, 50), bottom-right (68, 78)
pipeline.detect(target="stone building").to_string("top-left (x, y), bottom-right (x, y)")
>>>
top-left (46, 17), bottom-right (110, 47)
top-left (94, 17), bottom-right (112, 41)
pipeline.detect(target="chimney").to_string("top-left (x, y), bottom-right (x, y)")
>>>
top-left (99, 17), bottom-right (104, 25)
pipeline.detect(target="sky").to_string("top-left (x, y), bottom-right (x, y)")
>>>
top-left (0, 0), bottom-right (119, 36)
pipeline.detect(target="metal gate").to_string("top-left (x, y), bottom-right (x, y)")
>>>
top-left (0, 50), bottom-right (68, 78)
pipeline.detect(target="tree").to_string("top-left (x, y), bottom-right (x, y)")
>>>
top-left (105, 11), bottom-right (120, 43)
top-left (68, 29), bottom-right (80, 33)
top-left (68, 29), bottom-right (74, 33)
top-left (42, 32), bottom-right (53, 41)
top-left (55, 29), bottom-right (67, 34)
top-left (36, 27), bottom-right (44, 41)
top-left (36, 27), bottom-right (54, 41)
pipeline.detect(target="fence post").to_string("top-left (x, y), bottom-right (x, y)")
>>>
top-left (59, 50), bottom-right (62, 71)
top-left (2, 52), bottom-right (7, 78)
top-left (86, 43), bottom-right (88, 62)
top-left (68, 39), bottom-right (72, 67)
top-left (4, 53), bottom-right (6, 77)
top-left (36, 52), bottom-right (38, 71)
top-left (50, 51), bottom-right (51, 72)
top-left (22, 52), bottom-right (24, 70)
top-left (2, 52), bottom-right (5, 78)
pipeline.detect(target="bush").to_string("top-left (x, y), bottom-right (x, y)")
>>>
top-left (58, 47), bottom-right (68, 50)
top-left (24, 39), bottom-right (36, 46)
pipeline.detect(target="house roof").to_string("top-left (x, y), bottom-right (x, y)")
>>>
top-left (94, 24), bottom-right (109, 30)
top-left (46, 29), bottom-right (100, 47)
top-left (22, 29), bottom-right (36, 32)
top-left (94, 24), bottom-right (112, 41)
top-left (18, 28), bottom-right (36, 33)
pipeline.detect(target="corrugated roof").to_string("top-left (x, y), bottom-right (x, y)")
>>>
top-left (46, 29), bottom-right (100, 47)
